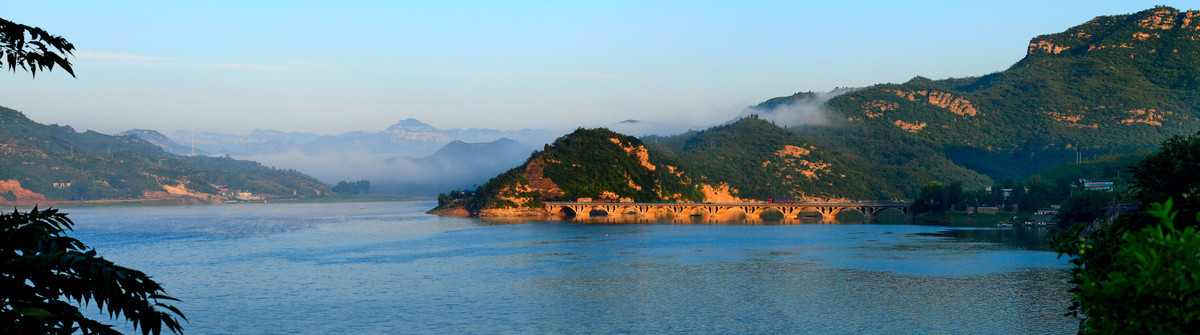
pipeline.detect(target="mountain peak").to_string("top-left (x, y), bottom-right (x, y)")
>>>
top-left (387, 118), bottom-right (437, 132)
top-left (1026, 6), bottom-right (1200, 57)
top-left (121, 128), bottom-right (167, 137)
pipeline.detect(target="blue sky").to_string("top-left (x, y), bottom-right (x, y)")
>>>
top-left (0, 1), bottom-right (1192, 134)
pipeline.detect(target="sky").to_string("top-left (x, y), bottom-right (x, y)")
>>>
top-left (0, 1), bottom-right (1193, 135)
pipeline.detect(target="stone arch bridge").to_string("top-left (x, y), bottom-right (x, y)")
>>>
top-left (544, 201), bottom-right (910, 223)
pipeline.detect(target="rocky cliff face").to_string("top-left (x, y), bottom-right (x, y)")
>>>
top-left (817, 5), bottom-right (1200, 180)
top-left (1027, 7), bottom-right (1200, 57)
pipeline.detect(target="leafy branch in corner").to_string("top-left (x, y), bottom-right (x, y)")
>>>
top-left (1, 207), bottom-right (186, 334)
top-left (0, 18), bottom-right (75, 77)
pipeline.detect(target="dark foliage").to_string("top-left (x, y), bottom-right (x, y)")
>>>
top-left (332, 180), bottom-right (370, 195)
top-left (1056, 190), bottom-right (1114, 228)
top-left (1, 208), bottom-right (184, 334)
top-left (1055, 129), bottom-right (1200, 333)
top-left (0, 18), bottom-right (74, 77)
top-left (1128, 131), bottom-right (1200, 222)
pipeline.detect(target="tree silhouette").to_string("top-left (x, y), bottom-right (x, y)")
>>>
top-left (1, 18), bottom-right (184, 334)
top-left (1, 208), bottom-right (185, 334)
top-left (0, 17), bottom-right (75, 77)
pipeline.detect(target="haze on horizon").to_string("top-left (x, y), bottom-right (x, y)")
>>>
top-left (0, 1), bottom-right (1189, 136)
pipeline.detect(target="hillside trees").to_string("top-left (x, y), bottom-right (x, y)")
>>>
top-left (913, 177), bottom-right (1067, 215)
top-left (1055, 132), bottom-right (1200, 332)
top-left (332, 180), bottom-right (370, 195)
top-left (1128, 132), bottom-right (1200, 223)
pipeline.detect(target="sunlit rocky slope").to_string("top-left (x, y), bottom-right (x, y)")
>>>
top-left (437, 6), bottom-right (1200, 216)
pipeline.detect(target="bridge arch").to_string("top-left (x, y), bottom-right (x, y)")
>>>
top-left (588, 208), bottom-right (609, 217)
top-left (551, 206), bottom-right (578, 218)
top-left (796, 208), bottom-right (824, 222)
top-left (758, 208), bottom-right (785, 221)
top-left (677, 207), bottom-right (703, 219)
top-left (716, 207), bottom-right (748, 220)
top-left (617, 206), bottom-right (640, 216)
top-left (648, 207), bottom-right (676, 220)
top-left (543, 201), bottom-right (910, 223)
top-left (873, 207), bottom-right (908, 224)
top-left (834, 208), bottom-right (866, 223)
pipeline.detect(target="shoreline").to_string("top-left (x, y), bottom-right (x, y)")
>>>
top-left (1, 195), bottom-right (431, 210)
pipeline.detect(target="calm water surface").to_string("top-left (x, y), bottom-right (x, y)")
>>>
top-left (64, 201), bottom-right (1075, 334)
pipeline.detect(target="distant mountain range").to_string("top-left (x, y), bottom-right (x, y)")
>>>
top-left (119, 129), bottom-right (203, 156)
top-left (153, 118), bottom-right (556, 157)
top-left (439, 6), bottom-right (1200, 215)
top-left (122, 117), bottom-right (696, 196)
top-left (119, 118), bottom-right (550, 196)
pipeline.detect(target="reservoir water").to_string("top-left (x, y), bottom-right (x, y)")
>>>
top-left (65, 201), bottom-right (1075, 334)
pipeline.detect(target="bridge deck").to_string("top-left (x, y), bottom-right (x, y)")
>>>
top-left (544, 201), bottom-right (910, 206)
top-left (543, 201), bottom-right (910, 222)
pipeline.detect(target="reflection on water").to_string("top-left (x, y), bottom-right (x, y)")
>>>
top-left (65, 201), bottom-right (1075, 334)
top-left (916, 226), bottom-right (1058, 251)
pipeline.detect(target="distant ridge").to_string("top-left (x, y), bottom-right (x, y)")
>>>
top-left (153, 118), bottom-right (555, 157)
top-left (120, 129), bottom-right (202, 156)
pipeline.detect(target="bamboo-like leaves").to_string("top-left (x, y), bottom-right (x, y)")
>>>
top-left (2, 208), bottom-right (184, 334)
top-left (0, 17), bottom-right (74, 77)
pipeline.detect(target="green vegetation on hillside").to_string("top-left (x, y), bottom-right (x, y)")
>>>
top-left (447, 6), bottom-right (1200, 212)
top-left (332, 180), bottom-right (370, 195)
top-left (539, 128), bottom-right (702, 202)
top-left (0, 107), bottom-right (331, 202)
top-left (1055, 131), bottom-right (1200, 333)
top-left (437, 128), bottom-right (706, 213)
top-left (649, 117), bottom-right (905, 200)
top-left (796, 7), bottom-right (1200, 184)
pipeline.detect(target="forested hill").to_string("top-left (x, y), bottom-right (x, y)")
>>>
top-left (795, 6), bottom-right (1200, 180)
top-left (439, 7), bottom-right (1200, 214)
top-left (0, 107), bottom-right (331, 205)
top-left (645, 117), bottom-right (983, 201)
top-left (435, 121), bottom-right (945, 216)
top-left (433, 128), bottom-right (720, 215)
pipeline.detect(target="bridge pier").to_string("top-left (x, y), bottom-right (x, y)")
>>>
top-left (544, 202), bottom-right (911, 223)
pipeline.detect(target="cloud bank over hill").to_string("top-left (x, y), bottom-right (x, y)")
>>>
top-left (738, 88), bottom-right (858, 127)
